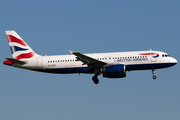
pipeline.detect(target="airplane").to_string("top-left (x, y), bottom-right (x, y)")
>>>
top-left (3, 30), bottom-right (177, 84)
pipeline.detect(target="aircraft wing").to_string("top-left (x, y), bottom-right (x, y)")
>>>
top-left (69, 50), bottom-right (106, 68)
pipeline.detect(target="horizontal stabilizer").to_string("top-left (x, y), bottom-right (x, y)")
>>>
top-left (5, 58), bottom-right (26, 64)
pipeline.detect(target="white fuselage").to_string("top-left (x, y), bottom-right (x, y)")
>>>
top-left (15, 50), bottom-right (177, 74)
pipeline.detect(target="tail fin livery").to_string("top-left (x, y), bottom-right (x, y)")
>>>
top-left (5, 30), bottom-right (39, 60)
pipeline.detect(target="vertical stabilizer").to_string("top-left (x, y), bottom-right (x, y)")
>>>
top-left (5, 30), bottom-right (39, 60)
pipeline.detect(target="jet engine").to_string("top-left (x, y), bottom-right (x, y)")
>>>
top-left (101, 64), bottom-right (126, 78)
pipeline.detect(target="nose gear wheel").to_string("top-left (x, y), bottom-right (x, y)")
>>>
top-left (152, 69), bottom-right (157, 80)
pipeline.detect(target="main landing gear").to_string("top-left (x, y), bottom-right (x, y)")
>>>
top-left (92, 75), bottom-right (99, 84)
top-left (92, 68), bottom-right (101, 84)
top-left (152, 69), bottom-right (157, 80)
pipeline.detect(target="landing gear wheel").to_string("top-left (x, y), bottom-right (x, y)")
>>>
top-left (153, 75), bottom-right (157, 80)
top-left (152, 69), bottom-right (157, 80)
top-left (92, 76), bottom-right (99, 84)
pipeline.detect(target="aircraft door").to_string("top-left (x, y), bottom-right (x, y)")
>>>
top-left (37, 57), bottom-right (42, 68)
top-left (151, 53), bottom-right (157, 62)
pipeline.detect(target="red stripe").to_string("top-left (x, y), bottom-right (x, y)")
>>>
top-left (3, 60), bottom-right (13, 65)
top-left (15, 51), bottom-right (35, 60)
top-left (6, 35), bottom-right (27, 46)
top-left (139, 53), bottom-right (157, 55)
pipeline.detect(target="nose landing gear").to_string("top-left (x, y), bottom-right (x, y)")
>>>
top-left (153, 75), bottom-right (157, 79)
top-left (152, 69), bottom-right (157, 80)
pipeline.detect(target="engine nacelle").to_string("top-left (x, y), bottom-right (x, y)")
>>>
top-left (101, 64), bottom-right (126, 78)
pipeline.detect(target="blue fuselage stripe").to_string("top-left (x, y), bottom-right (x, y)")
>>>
top-left (126, 63), bottom-right (176, 70)
top-left (34, 63), bottom-right (176, 74)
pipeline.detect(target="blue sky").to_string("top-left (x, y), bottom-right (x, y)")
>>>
top-left (0, 0), bottom-right (180, 120)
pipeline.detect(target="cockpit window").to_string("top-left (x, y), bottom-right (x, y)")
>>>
top-left (162, 54), bottom-right (170, 57)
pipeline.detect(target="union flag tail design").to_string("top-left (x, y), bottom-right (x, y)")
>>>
top-left (5, 30), bottom-right (39, 60)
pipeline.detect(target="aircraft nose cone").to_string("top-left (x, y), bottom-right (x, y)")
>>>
top-left (173, 58), bottom-right (177, 63)
top-left (170, 57), bottom-right (177, 66)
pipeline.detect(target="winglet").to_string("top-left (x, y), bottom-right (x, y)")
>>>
top-left (68, 50), bottom-right (73, 55)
